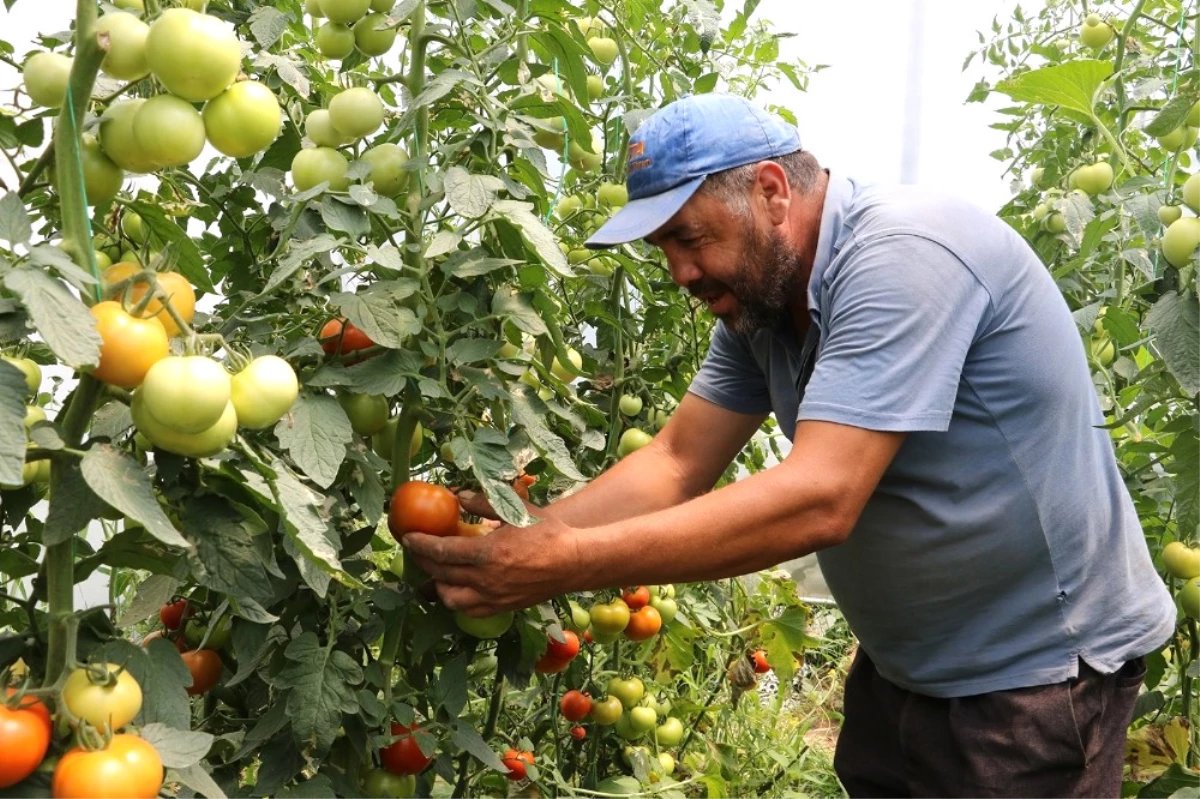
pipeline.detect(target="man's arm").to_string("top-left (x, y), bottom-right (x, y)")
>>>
top-left (544, 392), bottom-right (767, 527)
top-left (405, 419), bottom-right (904, 615)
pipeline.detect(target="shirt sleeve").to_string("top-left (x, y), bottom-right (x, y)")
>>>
top-left (798, 232), bottom-right (993, 432)
top-left (687, 321), bottom-right (774, 415)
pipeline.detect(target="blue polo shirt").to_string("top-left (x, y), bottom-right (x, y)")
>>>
top-left (689, 173), bottom-right (1176, 698)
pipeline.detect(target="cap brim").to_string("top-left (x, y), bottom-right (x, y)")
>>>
top-left (584, 175), bottom-right (706, 249)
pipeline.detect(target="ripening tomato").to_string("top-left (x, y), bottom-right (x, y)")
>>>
top-left (388, 481), bottom-right (460, 540)
top-left (230, 355), bottom-right (299, 430)
top-left (181, 649), bottom-right (222, 696)
top-left (0, 689), bottom-right (51, 789)
top-left (751, 649), bottom-right (771, 674)
top-left (132, 94), bottom-right (207, 168)
top-left (570, 724), bottom-right (587, 741)
top-left (535, 630), bottom-right (580, 673)
top-left (512, 473), bottom-right (536, 501)
top-left (501, 749), bottom-right (534, 781)
top-left (320, 318), bottom-right (374, 356)
top-left (292, 147), bottom-right (350, 192)
top-left (141, 356), bottom-right (231, 434)
top-left (2, 356), bottom-right (41, 396)
top-left (623, 606), bottom-right (662, 642)
top-left (380, 722), bottom-right (433, 775)
top-left (654, 717), bottom-right (684, 747)
top-left (132, 389), bottom-right (237, 458)
top-left (589, 695), bottom-right (622, 726)
top-left (89, 301), bottom-right (169, 388)
top-left (159, 598), bottom-right (192, 630)
top-left (52, 734), bottom-right (163, 799)
top-left (559, 690), bottom-right (592, 722)
top-left (62, 663), bottom-right (143, 734)
top-left (621, 586), bottom-right (650, 610)
top-left (146, 9), bottom-right (242, 102)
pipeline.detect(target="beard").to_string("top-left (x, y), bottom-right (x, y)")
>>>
top-left (691, 218), bottom-right (805, 335)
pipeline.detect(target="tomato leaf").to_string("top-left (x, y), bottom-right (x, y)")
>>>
top-left (260, 462), bottom-right (348, 586)
top-left (3, 267), bottom-right (102, 369)
top-left (247, 7), bottom-right (288, 49)
top-left (510, 392), bottom-right (587, 481)
top-left (0, 361), bottom-right (25, 487)
top-left (332, 282), bottom-right (421, 350)
top-left (116, 574), bottom-right (180, 628)
top-left (183, 496), bottom-right (277, 605)
top-left (452, 721), bottom-right (508, 772)
top-left (993, 60), bottom-right (1113, 124)
top-left (489, 200), bottom-right (571, 277)
top-left (320, 197), bottom-right (369, 239)
top-left (81, 445), bottom-right (192, 550)
top-left (0, 191), bottom-right (30, 246)
top-left (492, 288), bottom-right (549, 336)
top-left (280, 631), bottom-right (364, 753)
top-left (1143, 94), bottom-right (1198, 137)
top-left (112, 637), bottom-right (191, 730)
top-left (1146, 291), bottom-right (1199, 396)
top-left (126, 201), bottom-right (214, 293)
top-left (167, 763), bottom-right (228, 799)
top-left (141, 723), bottom-right (215, 769)
top-left (275, 392), bottom-right (353, 489)
top-left (262, 234), bottom-right (338, 296)
top-left (441, 249), bottom-right (522, 278)
top-left (444, 167), bottom-right (506, 219)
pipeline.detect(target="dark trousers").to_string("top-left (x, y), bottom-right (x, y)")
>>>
top-left (834, 649), bottom-right (1146, 798)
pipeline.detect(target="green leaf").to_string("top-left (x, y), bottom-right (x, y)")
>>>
top-left (248, 6), bottom-right (288, 49)
top-left (141, 723), bottom-right (215, 768)
top-left (490, 201), bottom-right (570, 277)
top-left (452, 721), bottom-right (507, 771)
top-left (1138, 764), bottom-right (1200, 798)
top-left (510, 393), bottom-right (586, 481)
top-left (760, 606), bottom-right (808, 683)
top-left (441, 249), bottom-right (521, 279)
top-left (411, 69), bottom-right (475, 109)
top-left (126, 201), bottom-right (213, 293)
top-left (44, 457), bottom-right (110, 545)
top-left (993, 60), bottom-right (1113, 122)
top-left (469, 428), bottom-right (532, 527)
top-left (0, 361), bottom-right (25, 487)
top-left (127, 638), bottom-right (192, 730)
top-left (320, 197), bottom-right (369, 239)
top-left (27, 245), bottom-right (99, 295)
top-left (1144, 95), bottom-right (1198, 137)
top-left (262, 234), bottom-right (338, 296)
top-left (446, 338), bottom-right (502, 365)
top-left (331, 281), bottom-right (420, 349)
top-left (0, 192), bottom-right (30, 246)
top-left (424, 230), bottom-right (462, 259)
top-left (275, 392), bottom-right (353, 489)
top-left (168, 764), bottom-right (228, 799)
top-left (492, 289), bottom-right (548, 337)
top-left (267, 462), bottom-right (346, 582)
top-left (444, 167), bottom-right (506, 219)
top-left (1146, 291), bottom-right (1199, 395)
top-left (279, 631), bottom-right (363, 754)
top-left (3, 267), bottom-right (102, 369)
top-left (80, 445), bottom-right (192, 550)
top-left (184, 496), bottom-right (276, 605)
top-left (1170, 427), bottom-right (1199, 538)
top-left (116, 574), bottom-right (180, 628)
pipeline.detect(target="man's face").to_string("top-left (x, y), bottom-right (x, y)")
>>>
top-left (646, 189), bottom-right (805, 335)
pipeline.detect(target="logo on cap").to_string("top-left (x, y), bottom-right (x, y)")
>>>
top-left (627, 140), bottom-right (651, 173)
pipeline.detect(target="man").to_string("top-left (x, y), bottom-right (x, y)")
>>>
top-left (403, 94), bottom-right (1176, 797)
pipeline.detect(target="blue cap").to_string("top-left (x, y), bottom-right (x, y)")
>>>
top-left (585, 94), bottom-right (801, 248)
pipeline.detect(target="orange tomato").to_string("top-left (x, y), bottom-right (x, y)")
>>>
top-left (0, 689), bottom-right (51, 788)
top-left (89, 301), bottom-right (169, 388)
top-left (52, 734), bottom-right (163, 799)
top-left (102, 264), bottom-right (196, 337)
top-left (181, 649), bottom-right (223, 696)
top-left (624, 606), bottom-right (662, 642)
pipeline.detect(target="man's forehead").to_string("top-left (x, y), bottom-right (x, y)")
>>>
top-left (645, 193), bottom-right (715, 245)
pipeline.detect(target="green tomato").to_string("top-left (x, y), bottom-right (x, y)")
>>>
top-left (141, 356), bottom-right (231, 434)
top-left (2, 357), bottom-right (41, 397)
top-left (99, 99), bottom-right (158, 174)
top-left (590, 695), bottom-right (622, 726)
top-left (1042, 212), bottom-right (1066, 235)
top-left (649, 595), bottom-right (677, 624)
top-left (1159, 205), bottom-right (1183, 226)
top-left (146, 9), bottom-right (243, 102)
top-left (567, 601), bottom-right (590, 633)
top-left (586, 74), bottom-right (604, 101)
top-left (24, 405), bottom-right (46, 429)
top-left (1188, 101), bottom-right (1200, 129)
top-left (454, 610), bottom-right (514, 639)
top-left (1162, 217), bottom-right (1200, 268)
top-left (306, 110), bottom-right (351, 148)
top-left (590, 599), bottom-right (630, 634)
top-left (1072, 162), bottom-right (1113, 196)
top-left (360, 143), bottom-right (410, 196)
top-left (598, 182), bottom-right (628, 208)
top-left (133, 94), bottom-right (207, 168)
top-left (555, 194), bottom-right (583, 219)
top-left (1079, 15), bottom-right (1113, 49)
top-left (1163, 542), bottom-right (1200, 580)
top-left (629, 706), bottom-right (657, 733)
top-left (328, 87), bottom-right (384, 139)
top-left (363, 768), bottom-right (416, 798)
top-left (96, 13), bottom-right (150, 81)
top-left (618, 394), bottom-right (643, 417)
top-left (370, 0), bottom-right (395, 10)
top-left (388, 550), bottom-right (405, 578)
top-left (607, 676), bottom-right (644, 710)
top-left (80, 134), bottom-right (124, 206)
top-left (22, 52), bottom-right (73, 108)
top-left (339, 393), bottom-right (389, 436)
top-left (230, 355), bottom-right (298, 430)
top-left (657, 753), bottom-right (676, 775)
top-left (305, 0), bottom-right (324, 17)
top-left (1181, 577), bottom-right (1200, 619)
top-left (614, 712), bottom-right (646, 741)
top-left (588, 36), bottom-right (619, 66)
top-left (550, 347), bottom-right (583, 382)
top-left (654, 717), bottom-right (684, 746)
top-left (618, 428), bottom-right (653, 457)
top-left (1183, 173), bottom-right (1199, 215)
top-left (203, 80), bottom-right (283, 158)
top-left (371, 417), bottom-right (423, 460)
top-left (291, 147), bottom-right (350, 192)
top-left (316, 21), bottom-right (356, 59)
top-left (132, 390), bottom-right (237, 458)
top-left (568, 140), bottom-right (602, 172)
top-left (317, 0), bottom-right (371, 25)
top-left (115, 0), bottom-right (145, 11)
top-left (185, 615), bottom-right (232, 650)
top-left (353, 13), bottom-right (397, 56)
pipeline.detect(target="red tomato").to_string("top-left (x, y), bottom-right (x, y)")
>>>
top-left (751, 649), bottom-right (771, 674)
top-left (559, 690), bottom-right (592, 722)
top-left (52, 734), bottom-right (163, 799)
top-left (621, 586), bottom-right (650, 610)
top-left (320, 318), bottom-right (374, 356)
top-left (535, 630), bottom-right (580, 673)
top-left (512, 473), bottom-right (536, 501)
top-left (0, 689), bottom-right (51, 788)
top-left (181, 649), bottom-right (223, 696)
top-left (158, 598), bottom-right (191, 630)
top-left (569, 725), bottom-right (587, 741)
top-left (624, 606), bottom-right (662, 642)
top-left (380, 722), bottom-right (433, 776)
top-left (388, 481), bottom-right (460, 540)
top-left (501, 749), bottom-right (534, 780)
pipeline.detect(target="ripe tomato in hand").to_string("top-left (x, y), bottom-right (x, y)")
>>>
top-left (181, 649), bottom-right (223, 696)
top-left (388, 481), bottom-right (460, 540)
top-left (158, 598), bottom-right (191, 630)
top-left (559, 689), bottom-right (592, 721)
top-left (0, 689), bottom-right (51, 788)
top-left (621, 586), bottom-right (650, 610)
top-left (320, 318), bottom-right (374, 356)
top-left (512, 473), bottom-right (536, 500)
top-left (380, 722), bottom-right (433, 775)
top-left (751, 649), bottom-right (771, 673)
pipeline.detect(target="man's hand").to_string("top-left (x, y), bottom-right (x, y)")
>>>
top-left (456, 488), bottom-right (548, 522)
top-left (402, 514), bottom-right (581, 616)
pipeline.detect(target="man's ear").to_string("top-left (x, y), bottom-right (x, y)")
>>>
top-left (754, 161), bottom-right (791, 225)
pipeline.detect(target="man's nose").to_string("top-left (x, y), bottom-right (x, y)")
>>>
top-left (666, 255), bottom-right (702, 288)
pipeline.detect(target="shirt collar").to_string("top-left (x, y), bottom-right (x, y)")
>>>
top-left (806, 170), bottom-right (856, 318)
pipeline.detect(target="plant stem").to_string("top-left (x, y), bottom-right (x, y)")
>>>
top-left (18, 144), bottom-right (55, 198)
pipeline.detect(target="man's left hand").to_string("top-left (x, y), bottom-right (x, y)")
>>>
top-left (402, 514), bottom-right (583, 616)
